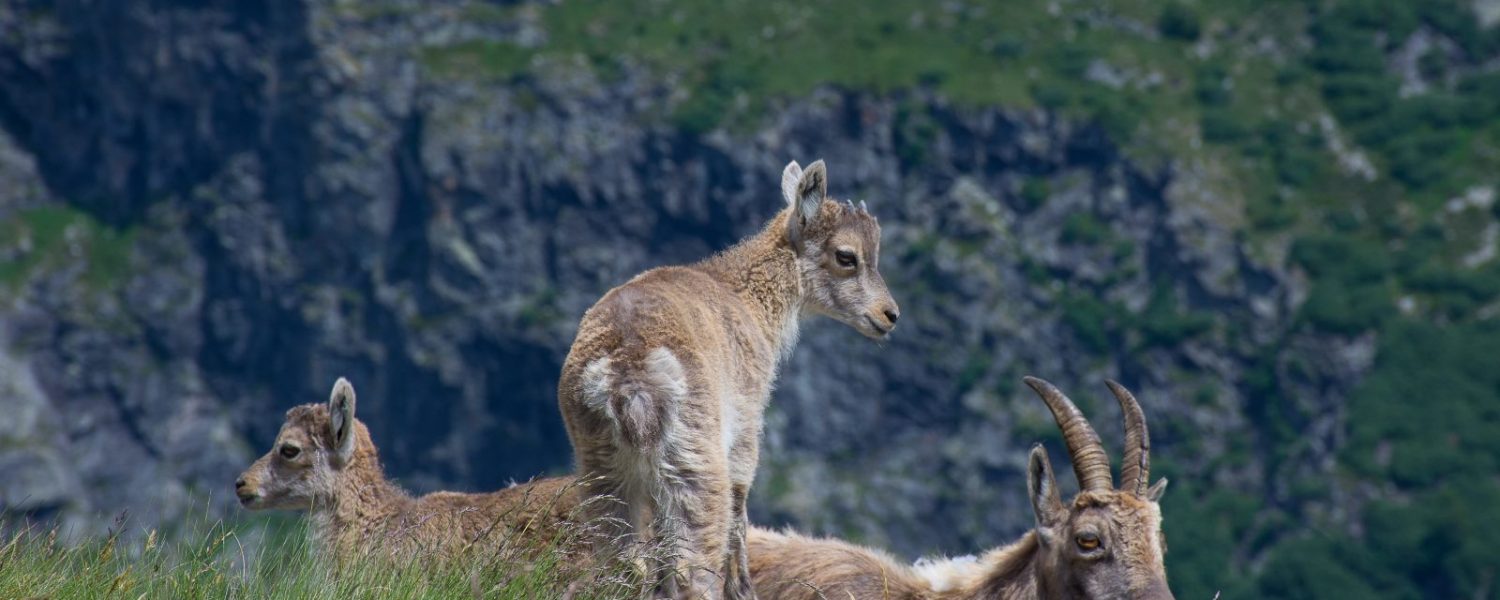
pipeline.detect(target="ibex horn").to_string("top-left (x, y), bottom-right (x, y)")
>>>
top-left (1024, 376), bottom-right (1113, 492)
top-left (1106, 380), bottom-right (1150, 497)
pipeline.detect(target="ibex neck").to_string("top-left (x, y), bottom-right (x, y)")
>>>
top-left (951, 531), bottom-right (1041, 600)
top-left (696, 209), bottom-right (804, 353)
top-left (311, 453), bottom-right (411, 553)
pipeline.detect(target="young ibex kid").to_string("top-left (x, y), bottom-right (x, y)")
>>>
top-left (235, 377), bottom-right (591, 562)
top-left (747, 377), bottom-right (1176, 600)
top-left (558, 159), bottom-right (901, 599)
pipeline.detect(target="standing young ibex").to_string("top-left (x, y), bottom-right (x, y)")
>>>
top-left (558, 159), bottom-right (900, 599)
top-left (747, 377), bottom-right (1175, 600)
top-left (235, 378), bottom-right (591, 562)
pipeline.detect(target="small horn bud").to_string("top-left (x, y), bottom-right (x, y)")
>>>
top-left (859, 200), bottom-right (868, 213)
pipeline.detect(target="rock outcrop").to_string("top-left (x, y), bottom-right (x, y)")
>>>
top-left (0, 0), bottom-right (1369, 560)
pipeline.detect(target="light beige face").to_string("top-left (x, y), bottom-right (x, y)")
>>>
top-left (235, 406), bottom-right (336, 511)
top-left (782, 160), bottom-right (900, 339)
top-left (236, 378), bottom-right (360, 512)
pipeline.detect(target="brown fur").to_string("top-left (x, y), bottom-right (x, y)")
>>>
top-left (558, 160), bottom-right (899, 599)
top-left (744, 379), bottom-right (1175, 600)
top-left (746, 527), bottom-right (1041, 600)
top-left (748, 526), bottom-right (941, 600)
top-left (236, 379), bottom-right (591, 562)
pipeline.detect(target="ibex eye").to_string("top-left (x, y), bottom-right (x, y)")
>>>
top-left (280, 445), bottom-right (301, 459)
top-left (835, 249), bottom-right (858, 268)
top-left (1076, 533), bottom-right (1101, 551)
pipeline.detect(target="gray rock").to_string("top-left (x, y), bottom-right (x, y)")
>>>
top-left (0, 0), bottom-right (1368, 560)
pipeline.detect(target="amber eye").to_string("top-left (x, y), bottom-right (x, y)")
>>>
top-left (280, 445), bottom-right (301, 460)
top-left (835, 249), bottom-right (858, 268)
top-left (1076, 533), bottom-right (1101, 551)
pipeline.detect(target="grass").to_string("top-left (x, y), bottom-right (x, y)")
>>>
top-left (0, 504), bottom-right (648, 599)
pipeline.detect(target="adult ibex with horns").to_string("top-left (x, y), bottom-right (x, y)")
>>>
top-left (748, 376), bottom-right (1176, 600)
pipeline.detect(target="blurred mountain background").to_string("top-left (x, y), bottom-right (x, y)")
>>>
top-left (1, 0), bottom-right (1497, 597)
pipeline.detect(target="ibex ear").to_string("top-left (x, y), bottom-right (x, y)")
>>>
top-left (1028, 444), bottom-right (1065, 530)
top-left (327, 377), bottom-right (357, 465)
top-left (1146, 478), bottom-right (1169, 502)
top-left (781, 160), bottom-right (803, 207)
top-left (783, 159), bottom-right (827, 243)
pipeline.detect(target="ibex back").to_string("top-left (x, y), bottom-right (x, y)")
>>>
top-left (748, 377), bottom-right (1175, 600)
top-left (235, 378), bottom-right (592, 562)
top-left (558, 160), bottom-right (899, 599)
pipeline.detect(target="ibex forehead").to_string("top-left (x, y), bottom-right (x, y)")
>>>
top-left (282, 404), bottom-right (331, 444)
top-left (1114, 492), bottom-right (1156, 511)
top-left (804, 197), bottom-right (880, 238)
top-left (1071, 491), bottom-right (1114, 510)
top-left (285, 403), bottom-right (326, 422)
top-left (835, 201), bottom-right (880, 231)
top-left (830, 229), bottom-right (867, 251)
top-left (1073, 489), bottom-right (1154, 508)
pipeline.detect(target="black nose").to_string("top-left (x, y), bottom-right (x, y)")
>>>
top-left (884, 308), bottom-right (900, 324)
top-left (235, 478), bottom-right (246, 490)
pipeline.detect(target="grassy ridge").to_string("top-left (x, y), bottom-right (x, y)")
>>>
top-left (0, 514), bottom-right (634, 599)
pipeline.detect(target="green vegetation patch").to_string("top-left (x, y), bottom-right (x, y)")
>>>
top-left (1017, 177), bottom-right (1051, 213)
top-left (1059, 212), bottom-right (1112, 247)
top-left (419, 39), bottom-right (533, 82)
top-left (1059, 288), bottom-right (1119, 354)
top-left (421, 0), bottom-right (1240, 138)
top-left (0, 205), bottom-right (136, 293)
top-left (1135, 281), bottom-right (1214, 350)
top-left (1344, 319), bottom-right (1500, 487)
top-left (1309, 0), bottom-right (1500, 204)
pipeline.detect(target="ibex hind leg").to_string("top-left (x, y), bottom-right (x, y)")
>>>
top-left (722, 484), bottom-right (757, 600)
top-left (578, 350), bottom-right (676, 594)
top-left (646, 455), bottom-right (732, 600)
top-left (569, 472), bottom-right (652, 595)
top-left (724, 415), bottom-right (761, 600)
top-left (603, 348), bottom-right (729, 600)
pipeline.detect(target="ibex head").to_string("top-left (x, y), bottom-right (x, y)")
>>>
top-left (235, 377), bottom-right (367, 510)
top-left (781, 159), bottom-right (900, 340)
top-left (1024, 377), bottom-right (1174, 600)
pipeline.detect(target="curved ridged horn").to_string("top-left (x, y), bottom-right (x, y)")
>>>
top-left (1106, 380), bottom-right (1150, 497)
top-left (1024, 376), bottom-right (1113, 492)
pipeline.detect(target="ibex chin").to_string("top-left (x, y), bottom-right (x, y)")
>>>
top-left (558, 160), bottom-right (900, 599)
top-left (747, 377), bottom-right (1175, 600)
top-left (234, 378), bottom-right (589, 562)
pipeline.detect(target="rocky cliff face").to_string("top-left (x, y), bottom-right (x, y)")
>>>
top-left (0, 0), bottom-right (1366, 559)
